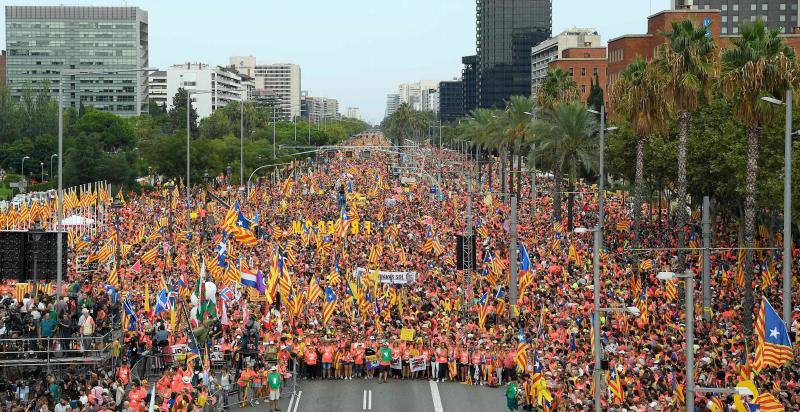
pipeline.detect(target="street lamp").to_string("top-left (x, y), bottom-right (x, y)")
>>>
top-left (50, 154), bottom-right (57, 184)
top-left (21, 156), bottom-right (30, 184)
top-left (760, 91), bottom-right (794, 331)
top-left (40, 162), bottom-right (44, 182)
top-left (658, 270), bottom-right (696, 411)
top-left (28, 219), bottom-right (44, 299)
top-left (56, 66), bottom-right (158, 298)
top-left (111, 195), bottom-right (123, 292)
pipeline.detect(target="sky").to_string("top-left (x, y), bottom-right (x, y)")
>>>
top-left (1, 0), bottom-right (671, 124)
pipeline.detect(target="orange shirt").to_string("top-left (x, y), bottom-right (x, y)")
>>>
top-left (321, 346), bottom-right (334, 363)
top-left (305, 347), bottom-right (318, 365)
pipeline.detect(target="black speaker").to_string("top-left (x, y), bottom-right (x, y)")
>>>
top-left (0, 230), bottom-right (67, 282)
top-left (455, 234), bottom-right (476, 271)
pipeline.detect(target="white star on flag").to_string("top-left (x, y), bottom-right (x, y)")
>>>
top-left (769, 327), bottom-right (780, 339)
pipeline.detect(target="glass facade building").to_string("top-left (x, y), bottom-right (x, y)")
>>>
top-left (5, 6), bottom-right (149, 116)
top-left (462, 55), bottom-right (478, 114)
top-left (438, 80), bottom-right (464, 122)
top-left (476, 0), bottom-right (551, 108)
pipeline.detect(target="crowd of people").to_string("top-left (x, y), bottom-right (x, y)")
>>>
top-left (0, 132), bottom-right (798, 411)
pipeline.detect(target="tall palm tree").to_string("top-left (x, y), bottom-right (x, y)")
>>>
top-left (463, 108), bottom-right (502, 190)
top-left (609, 58), bottom-right (668, 245)
top-left (655, 19), bottom-right (718, 271)
top-left (536, 68), bottom-right (580, 110)
top-left (719, 19), bottom-right (799, 334)
top-left (533, 102), bottom-right (599, 228)
top-left (503, 96), bottom-right (536, 196)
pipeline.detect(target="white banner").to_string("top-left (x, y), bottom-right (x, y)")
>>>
top-left (353, 268), bottom-right (417, 284)
top-left (409, 356), bottom-right (427, 373)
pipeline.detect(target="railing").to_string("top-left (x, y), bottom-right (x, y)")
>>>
top-left (0, 331), bottom-right (115, 369)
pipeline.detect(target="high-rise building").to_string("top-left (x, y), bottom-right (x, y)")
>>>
top-left (304, 96), bottom-right (339, 123)
top-left (462, 55), bottom-right (478, 114)
top-left (671, 0), bottom-right (800, 34)
top-left (346, 107), bottom-right (361, 120)
top-left (385, 94), bottom-right (400, 118)
top-left (148, 70), bottom-right (168, 107)
top-left (438, 80), bottom-right (464, 122)
top-left (531, 28), bottom-right (601, 98)
top-left (5, 5), bottom-right (149, 116)
top-left (253, 63), bottom-right (301, 120)
top-left (161, 63), bottom-right (243, 119)
top-left (228, 57), bottom-right (300, 120)
top-left (398, 80), bottom-right (440, 112)
top-left (476, 0), bottom-right (552, 108)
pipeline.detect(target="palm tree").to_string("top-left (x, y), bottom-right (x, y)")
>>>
top-left (382, 103), bottom-right (427, 161)
top-left (533, 102), bottom-right (599, 228)
top-left (503, 96), bottom-right (536, 196)
top-left (536, 68), bottom-right (580, 110)
top-left (609, 58), bottom-right (668, 245)
top-left (463, 108), bottom-right (502, 190)
top-left (655, 19), bottom-right (718, 271)
top-left (719, 19), bottom-right (799, 334)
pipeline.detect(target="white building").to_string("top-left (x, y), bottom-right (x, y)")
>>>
top-left (230, 57), bottom-right (301, 120)
top-left (398, 80), bottom-right (440, 112)
top-left (385, 94), bottom-right (400, 118)
top-left (162, 62), bottom-right (244, 119)
top-left (346, 107), bottom-right (361, 120)
top-left (148, 70), bottom-right (168, 107)
top-left (304, 96), bottom-right (339, 123)
top-left (531, 28), bottom-right (601, 98)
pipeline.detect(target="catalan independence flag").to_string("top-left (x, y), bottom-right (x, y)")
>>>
top-left (754, 297), bottom-right (793, 371)
top-left (322, 286), bottom-right (337, 325)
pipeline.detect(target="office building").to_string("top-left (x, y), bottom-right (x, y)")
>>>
top-left (438, 80), bottom-right (464, 122)
top-left (148, 70), bottom-right (167, 107)
top-left (671, 0), bottom-right (800, 34)
top-left (162, 62), bottom-right (243, 119)
top-left (228, 57), bottom-right (300, 120)
top-left (304, 96), bottom-right (339, 123)
top-left (462, 55), bottom-right (478, 115)
top-left (398, 80), bottom-right (440, 112)
top-left (531, 28), bottom-right (601, 97)
top-left (5, 5), bottom-right (149, 116)
top-left (476, 0), bottom-right (552, 108)
top-left (385, 94), bottom-right (400, 118)
top-left (253, 63), bottom-right (300, 120)
top-left (346, 107), bottom-right (361, 120)
top-left (0, 50), bottom-right (6, 85)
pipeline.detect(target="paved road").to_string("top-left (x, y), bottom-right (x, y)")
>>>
top-left (234, 379), bottom-right (505, 412)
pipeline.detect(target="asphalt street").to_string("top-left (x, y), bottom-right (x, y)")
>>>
top-left (234, 379), bottom-right (506, 412)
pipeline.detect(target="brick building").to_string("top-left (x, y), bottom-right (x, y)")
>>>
top-left (607, 9), bottom-right (800, 97)
top-left (547, 47), bottom-right (607, 104)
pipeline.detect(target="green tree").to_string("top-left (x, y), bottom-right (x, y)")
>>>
top-left (533, 101), bottom-right (599, 227)
top-left (168, 88), bottom-right (199, 136)
top-left (610, 58), bottom-right (668, 245)
top-left (719, 19), bottom-right (800, 334)
top-left (586, 74), bottom-right (604, 114)
top-left (655, 18), bottom-right (718, 271)
top-left (536, 68), bottom-right (579, 110)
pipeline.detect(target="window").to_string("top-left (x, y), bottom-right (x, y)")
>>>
top-left (733, 15), bottom-right (739, 22)
top-left (581, 85), bottom-right (586, 93)
top-left (722, 15), bottom-right (727, 22)
top-left (750, 4), bottom-right (756, 10)
top-left (568, 68), bottom-right (574, 76)
top-left (762, 4), bottom-right (768, 10)
top-left (733, 26), bottom-right (739, 34)
top-left (593, 67), bottom-right (598, 76)
top-left (780, 3), bottom-right (786, 11)
top-left (733, 4), bottom-right (738, 11)
top-left (781, 14), bottom-right (786, 21)
top-left (721, 26), bottom-right (728, 34)
top-left (581, 67), bottom-right (586, 76)
top-left (721, 4), bottom-right (727, 10)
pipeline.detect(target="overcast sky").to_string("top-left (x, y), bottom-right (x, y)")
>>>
top-left (2, 0), bottom-right (671, 124)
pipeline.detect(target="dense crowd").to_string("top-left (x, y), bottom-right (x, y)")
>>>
top-left (1, 133), bottom-right (798, 411)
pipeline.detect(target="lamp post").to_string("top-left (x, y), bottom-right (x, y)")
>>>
top-left (240, 98), bottom-right (245, 189)
top-left (56, 66), bottom-right (158, 298)
top-left (49, 154), bottom-right (57, 183)
top-left (21, 156), bottom-right (30, 184)
top-left (40, 162), bottom-right (44, 182)
top-left (657, 270), bottom-right (696, 412)
top-left (111, 196), bottom-right (123, 291)
top-left (28, 219), bottom-right (44, 299)
top-left (760, 91), bottom-right (794, 330)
